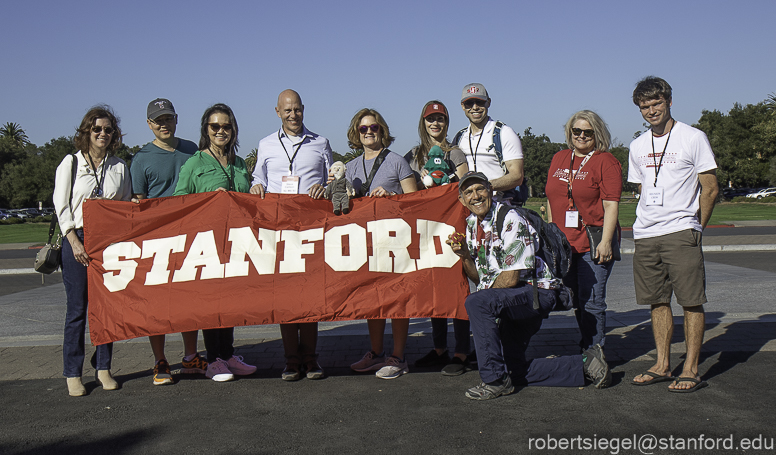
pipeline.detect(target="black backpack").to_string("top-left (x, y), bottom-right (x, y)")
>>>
top-left (494, 205), bottom-right (573, 312)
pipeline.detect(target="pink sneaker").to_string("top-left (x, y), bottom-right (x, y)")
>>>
top-left (226, 355), bottom-right (257, 376)
top-left (206, 358), bottom-right (234, 382)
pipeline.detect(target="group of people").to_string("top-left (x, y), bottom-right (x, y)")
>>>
top-left (53, 76), bottom-right (719, 400)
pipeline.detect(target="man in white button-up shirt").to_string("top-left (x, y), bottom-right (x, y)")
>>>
top-left (250, 89), bottom-right (333, 381)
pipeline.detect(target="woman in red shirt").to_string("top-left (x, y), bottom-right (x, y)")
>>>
top-left (545, 110), bottom-right (622, 351)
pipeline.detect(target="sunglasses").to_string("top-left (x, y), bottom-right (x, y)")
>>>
top-left (208, 123), bottom-right (233, 133)
top-left (91, 126), bottom-right (114, 135)
top-left (425, 115), bottom-right (447, 124)
top-left (571, 128), bottom-right (595, 138)
top-left (463, 99), bottom-right (487, 109)
top-left (359, 124), bottom-right (380, 134)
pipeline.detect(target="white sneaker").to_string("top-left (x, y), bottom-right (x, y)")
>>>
top-left (350, 351), bottom-right (387, 372)
top-left (206, 358), bottom-right (234, 382)
top-left (376, 356), bottom-right (408, 379)
top-left (226, 355), bottom-right (257, 376)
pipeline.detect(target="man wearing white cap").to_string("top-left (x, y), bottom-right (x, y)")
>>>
top-left (454, 83), bottom-right (525, 202)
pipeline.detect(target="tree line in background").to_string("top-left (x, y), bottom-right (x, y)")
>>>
top-left (1, 94), bottom-right (774, 209)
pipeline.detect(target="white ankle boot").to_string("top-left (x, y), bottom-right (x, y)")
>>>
top-left (66, 377), bottom-right (86, 397)
top-left (96, 370), bottom-right (118, 390)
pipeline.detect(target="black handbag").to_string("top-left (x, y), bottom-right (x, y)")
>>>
top-left (34, 216), bottom-right (62, 274)
top-left (585, 225), bottom-right (621, 264)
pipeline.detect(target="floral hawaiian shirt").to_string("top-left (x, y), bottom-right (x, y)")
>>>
top-left (465, 201), bottom-right (560, 291)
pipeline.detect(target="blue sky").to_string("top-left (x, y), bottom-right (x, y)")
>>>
top-left (2, 0), bottom-right (774, 157)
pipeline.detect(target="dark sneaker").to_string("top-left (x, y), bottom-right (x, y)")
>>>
top-left (465, 374), bottom-right (514, 400)
top-left (181, 353), bottom-right (208, 374)
top-left (441, 356), bottom-right (472, 376)
top-left (414, 349), bottom-right (450, 367)
top-left (583, 344), bottom-right (611, 389)
top-left (152, 359), bottom-right (173, 386)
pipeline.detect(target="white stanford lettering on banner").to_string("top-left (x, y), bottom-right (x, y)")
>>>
top-left (101, 219), bottom-right (459, 292)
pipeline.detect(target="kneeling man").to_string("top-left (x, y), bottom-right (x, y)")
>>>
top-left (448, 172), bottom-right (612, 400)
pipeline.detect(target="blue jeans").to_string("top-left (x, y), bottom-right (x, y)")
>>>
top-left (563, 253), bottom-right (614, 350)
top-left (62, 230), bottom-right (113, 377)
top-left (465, 286), bottom-right (583, 386)
top-left (431, 318), bottom-right (471, 355)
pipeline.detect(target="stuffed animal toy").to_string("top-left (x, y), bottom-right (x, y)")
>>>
top-left (421, 145), bottom-right (452, 188)
top-left (324, 161), bottom-right (355, 215)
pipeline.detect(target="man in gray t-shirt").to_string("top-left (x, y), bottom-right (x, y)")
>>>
top-left (129, 98), bottom-right (204, 386)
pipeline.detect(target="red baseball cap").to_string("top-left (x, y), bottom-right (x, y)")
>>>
top-left (423, 102), bottom-right (448, 119)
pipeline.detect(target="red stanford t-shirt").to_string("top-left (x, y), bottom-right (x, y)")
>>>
top-left (545, 149), bottom-right (622, 253)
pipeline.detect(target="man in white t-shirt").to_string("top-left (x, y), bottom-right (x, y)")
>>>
top-left (628, 77), bottom-right (719, 393)
top-left (455, 83), bottom-right (524, 198)
top-left (250, 89), bottom-right (333, 382)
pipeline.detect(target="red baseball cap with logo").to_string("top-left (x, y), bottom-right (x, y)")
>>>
top-left (423, 102), bottom-right (448, 119)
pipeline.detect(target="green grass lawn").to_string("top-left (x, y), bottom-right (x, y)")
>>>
top-left (3, 202), bottom-right (776, 243)
top-left (0, 223), bottom-right (52, 244)
top-left (524, 201), bottom-right (776, 228)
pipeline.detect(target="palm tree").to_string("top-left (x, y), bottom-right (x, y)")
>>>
top-left (245, 148), bottom-right (258, 173)
top-left (0, 122), bottom-right (30, 145)
top-left (766, 93), bottom-right (776, 113)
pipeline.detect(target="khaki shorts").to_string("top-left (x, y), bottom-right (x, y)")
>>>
top-left (633, 229), bottom-right (707, 307)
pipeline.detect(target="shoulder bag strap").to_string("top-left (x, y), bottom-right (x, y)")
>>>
top-left (361, 149), bottom-right (391, 196)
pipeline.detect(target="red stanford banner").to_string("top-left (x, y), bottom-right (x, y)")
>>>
top-left (83, 184), bottom-right (470, 345)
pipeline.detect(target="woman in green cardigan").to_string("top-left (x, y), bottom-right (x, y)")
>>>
top-left (173, 103), bottom-right (255, 382)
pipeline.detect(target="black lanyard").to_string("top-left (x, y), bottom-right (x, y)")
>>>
top-left (207, 150), bottom-right (234, 191)
top-left (468, 127), bottom-right (485, 172)
top-left (650, 120), bottom-right (674, 187)
top-left (278, 130), bottom-right (306, 174)
top-left (85, 152), bottom-right (107, 197)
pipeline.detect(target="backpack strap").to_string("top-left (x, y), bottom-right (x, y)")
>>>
top-left (69, 153), bottom-right (78, 208)
top-left (492, 121), bottom-right (506, 173)
top-left (452, 127), bottom-right (467, 146)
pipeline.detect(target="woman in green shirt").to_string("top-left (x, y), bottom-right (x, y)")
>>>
top-left (173, 103), bottom-right (255, 382)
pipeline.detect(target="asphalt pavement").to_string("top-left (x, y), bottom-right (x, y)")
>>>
top-left (1, 225), bottom-right (775, 454)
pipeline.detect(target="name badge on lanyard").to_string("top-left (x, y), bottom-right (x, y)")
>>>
top-left (281, 176), bottom-right (300, 194)
top-left (645, 187), bottom-right (664, 206)
top-left (565, 210), bottom-right (580, 228)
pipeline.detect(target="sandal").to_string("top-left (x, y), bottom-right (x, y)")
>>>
top-left (282, 355), bottom-right (301, 381)
top-left (302, 353), bottom-right (324, 380)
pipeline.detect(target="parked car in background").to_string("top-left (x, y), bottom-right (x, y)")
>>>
top-left (24, 209), bottom-right (44, 217)
top-left (746, 187), bottom-right (776, 199)
top-left (755, 188), bottom-right (776, 199)
top-left (9, 210), bottom-right (29, 219)
top-left (0, 210), bottom-right (15, 220)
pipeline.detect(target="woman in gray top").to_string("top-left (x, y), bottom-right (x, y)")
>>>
top-left (347, 108), bottom-right (417, 380)
top-left (406, 100), bottom-right (473, 376)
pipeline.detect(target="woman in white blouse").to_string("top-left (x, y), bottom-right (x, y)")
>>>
top-left (53, 105), bottom-right (134, 397)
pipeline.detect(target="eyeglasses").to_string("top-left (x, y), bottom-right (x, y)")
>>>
top-left (208, 123), bottom-right (233, 133)
top-left (359, 124), bottom-right (380, 134)
top-left (425, 115), bottom-right (447, 124)
top-left (91, 126), bottom-right (114, 135)
top-left (571, 128), bottom-right (595, 138)
top-left (463, 99), bottom-right (487, 109)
